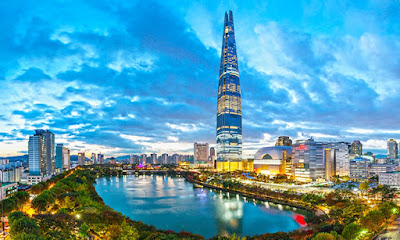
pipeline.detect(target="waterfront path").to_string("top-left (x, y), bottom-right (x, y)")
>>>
top-left (374, 215), bottom-right (400, 240)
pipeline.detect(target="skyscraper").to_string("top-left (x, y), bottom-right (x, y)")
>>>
top-left (55, 144), bottom-right (64, 171)
top-left (350, 140), bottom-right (362, 155)
top-left (78, 152), bottom-right (85, 165)
top-left (387, 139), bottom-right (398, 160)
top-left (216, 11), bottom-right (242, 171)
top-left (62, 147), bottom-right (70, 170)
top-left (28, 129), bottom-right (55, 176)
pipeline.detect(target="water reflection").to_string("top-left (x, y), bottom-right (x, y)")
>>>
top-left (94, 175), bottom-right (306, 238)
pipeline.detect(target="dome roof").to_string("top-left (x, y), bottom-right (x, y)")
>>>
top-left (254, 146), bottom-right (292, 160)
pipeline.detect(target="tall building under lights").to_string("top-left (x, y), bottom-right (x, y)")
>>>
top-left (28, 129), bottom-right (55, 176)
top-left (78, 152), bottom-right (85, 165)
top-left (350, 140), bottom-right (363, 155)
top-left (387, 139), bottom-right (398, 160)
top-left (216, 11), bottom-right (242, 171)
top-left (194, 142), bottom-right (209, 163)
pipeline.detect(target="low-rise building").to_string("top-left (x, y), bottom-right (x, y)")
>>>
top-left (350, 157), bottom-right (369, 179)
top-left (0, 182), bottom-right (18, 200)
top-left (379, 172), bottom-right (400, 187)
top-left (368, 164), bottom-right (396, 177)
top-left (253, 146), bottom-right (292, 176)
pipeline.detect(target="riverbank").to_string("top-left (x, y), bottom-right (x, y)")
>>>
top-left (184, 175), bottom-right (319, 216)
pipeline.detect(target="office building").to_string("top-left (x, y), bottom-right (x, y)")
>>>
top-left (368, 163), bottom-right (397, 177)
top-left (292, 138), bottom-right (325, 181)
top-left (387, 139), bottom-right (398, 160)
top-left (350, 140), bottom-right (362, 155)
top-left (275, 136), bottom-right (292, 147)
top-left (216, 11), bottom-right (242, 171)
top-left (194, 143), bottom-right (209, 163)
top-left (326, 142), bottom-right (351, 177)
top-left (379, 172), bottom-right (400, 187)
top-left (78, 152), bottom-right (85, 165)
top-left (350, 157), bottom-right (369, 179)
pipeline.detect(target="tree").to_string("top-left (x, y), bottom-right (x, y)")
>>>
top-left (359, 181), bottom-right (369, 195)
top-left (79, 223), bottom-right (89, 238)
top-left (2, 197), bottom-right (16, 214)
top-left (120, 221), bottom-right (139, 240)
top-left (312, 232), bottom-right (335, 240)
top-left (9, 216), bottom-right (41, 239)
top-left (360, 210), bottom-right (384, 232)
top-left (342, 223), bottom-right (361, 240)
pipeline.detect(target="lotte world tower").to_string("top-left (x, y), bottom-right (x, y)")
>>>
top-left (216, 11), bottom-right (243, 171)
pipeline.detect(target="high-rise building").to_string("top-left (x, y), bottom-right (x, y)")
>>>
top-left (141, 154), bottom-right (147, 164)
top-left (91, 153), bottom-right (97, 164)
top-left (151, 153), bottom-right (157, 164)
top-left (292, 138), bottom-right (325, 182)
top-left (275, 136), bottom-right (292, 147)
top-left (350, 140), bottom-right (362, 155)
top-left (326, 142), bottom-right (351, 177)
top-left (78, 152), bottom-right (85, 165)
top-left (55, 144), bottom-right (64, 171)
top-left (216, 11), bottom-right (242, 171)
top-left (98, 153), bottom-right (104, 164)
top-left (62, 147), bottom-right (70, 170)
top-left (28, 129), bottom-right (55, 176)
top-left (161, 153), bottom-right (168, 164)
top-left (194, 143), bottom-right (209, 163)
top-left (387, 139), bottom-right (398, 160)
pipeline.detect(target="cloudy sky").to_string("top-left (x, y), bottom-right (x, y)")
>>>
top-left (1, 0), bottom-right (399, 156)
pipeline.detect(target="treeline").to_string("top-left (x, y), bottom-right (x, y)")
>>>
top-left (9, 168), bottom-right (205, 239)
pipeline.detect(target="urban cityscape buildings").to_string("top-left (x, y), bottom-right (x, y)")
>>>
top-left (350, 140), bottom-right (363, 155)
top-left (275, 136), bottom-right (292, 147)
top-left (216, 11), bottom-right (242, 171)
top-left (387, 138), bottom-right (398, 160)
top-left (194, 142), bottom-right (209, 163)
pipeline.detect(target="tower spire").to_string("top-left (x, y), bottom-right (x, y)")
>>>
top-left (216, 11), bottom-right (242, 171)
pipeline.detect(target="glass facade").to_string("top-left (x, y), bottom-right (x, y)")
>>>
top-left (216, 11), bottom-right (242, 162)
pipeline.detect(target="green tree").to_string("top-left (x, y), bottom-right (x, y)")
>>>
top-left (9, 216), bottom-right (41, 239)
top-left (120, 221), bottom-right (139, 240)
top-left (359, 181), bottom-right (369, 195)
top-left (342, 223), bottom-right (361, 240)
top-left (79, 223), bottom-right (90, 238)
top-left (360, 210), bottom-right (384, 232)
top-left (312, 232), bottom-right (335, 240)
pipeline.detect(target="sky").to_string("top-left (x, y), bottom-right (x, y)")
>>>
top-left (0, 0), bottom-right (400, 157)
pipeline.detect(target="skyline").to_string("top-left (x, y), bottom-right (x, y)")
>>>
top-left (1, 1), bottom-right (400, 156)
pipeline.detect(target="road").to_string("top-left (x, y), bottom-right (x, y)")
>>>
top-left (375, 215), bottom-right (400, 240)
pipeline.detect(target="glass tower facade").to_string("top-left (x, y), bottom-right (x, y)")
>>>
top-left (216, 11), bottom-right (242, 162)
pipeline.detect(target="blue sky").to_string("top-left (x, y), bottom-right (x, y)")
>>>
top-left (1, 0), bottom-right (400, 156)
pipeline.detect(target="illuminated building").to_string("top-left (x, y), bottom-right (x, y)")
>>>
top-left (379, 172), bottom-right (400, 187)
top-left (292, 138), bottom-right (325, 182)
top-left (55, 144), bottom-right (64, 171)
top-left (151, 153), bottom-right (157, 164)
top-left (78, 152), bottom-right (85, 165)
top-left (62, 147), bottom-right (70, 170)
top-left (368, 163), bottom-right (396, 177)
top-left (28, 129), bottom-right (55, 177)
top-left (194, 142), bottom-right (209, 163)
top-left (350, 140), bottom-right (362, 155)
top-left (325, 142), bottom-right (351, 177)
top-left (387, 139), bottom-right (398, 160)
top-left (216, 11), bottom-right (242, 171)
top-left (0, 161), bottom-right (23, 183)
top-left (350, 157), bottom-right (369, 179)
top-left (141, 154), bottom-right (147, 164)
top-left (253, 146), bottom-right (292, 175)
top-left (275, 136), bottom-right (292, 147)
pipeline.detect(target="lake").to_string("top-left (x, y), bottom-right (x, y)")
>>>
top-left (94, 175), bottom-right (306, 238)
